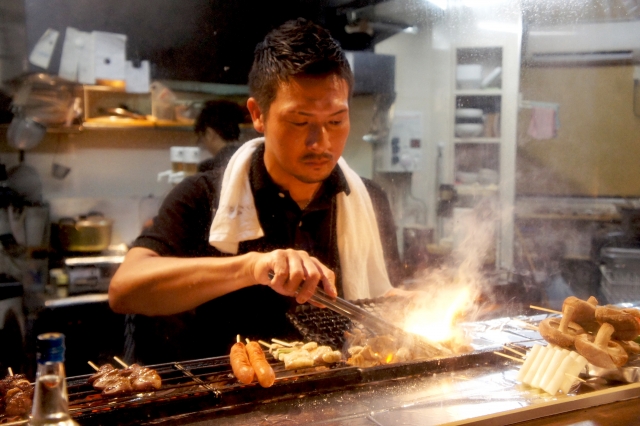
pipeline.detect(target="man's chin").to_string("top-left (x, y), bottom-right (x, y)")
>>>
top-left (294, 168), bottom-right (333, 184)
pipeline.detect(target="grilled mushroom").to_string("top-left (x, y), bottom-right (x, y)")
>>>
top-left (595, 306), bottom-right (640, 341)
top-left (575, 322), bottom-right (627, 369)
top-left (538, 305), bottom-right (585, 349)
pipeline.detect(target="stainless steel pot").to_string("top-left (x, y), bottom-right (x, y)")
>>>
top-left (56, 213), bottom-right (112, 252)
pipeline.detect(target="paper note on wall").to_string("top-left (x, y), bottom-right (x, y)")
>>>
top-left (59, 27), bottom-right (87, 81)
top-left (93, 31), bottom-right (127, 80)
top-left (29, 28), bottom-right (59, 69)
top-left (78, 32), bottom-right (95, 84)
top-left (125, 60), bottom-right (150, 93)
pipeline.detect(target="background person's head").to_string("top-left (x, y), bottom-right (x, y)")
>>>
top-left (195, 100), bottom-right (246, 156)
top-left (248, 18), bottom-right (354, 116)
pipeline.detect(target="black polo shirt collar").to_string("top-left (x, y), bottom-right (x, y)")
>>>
top-left (249, 143), bottom-right (351, 208)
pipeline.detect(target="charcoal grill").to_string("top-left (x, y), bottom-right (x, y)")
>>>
top-left (2, 297), bottom-right (524, 425)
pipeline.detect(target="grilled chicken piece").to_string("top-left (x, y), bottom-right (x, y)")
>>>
top-left (92, 369), bottom-right (121, 391)
top-left (102, 376), bottom-right (133, 396)
top-left (88, 363), bottom-right (116, 384)
top-left (128, 365), bottom-right (161, 391)
top-left (4, 387), bottom-right (33, 417)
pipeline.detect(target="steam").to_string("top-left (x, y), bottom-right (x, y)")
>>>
top-left (401, 198), bottom-right (499, 342)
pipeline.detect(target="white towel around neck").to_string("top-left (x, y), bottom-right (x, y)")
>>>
top-left (208, 137), bottom-right (392, 300)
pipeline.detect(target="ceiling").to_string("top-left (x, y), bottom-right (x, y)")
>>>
top-left (24, 0), bottom-right (435, 84)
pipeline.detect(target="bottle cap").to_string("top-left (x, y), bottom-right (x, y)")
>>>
top-left (37, 332), bottom-right (65, 363)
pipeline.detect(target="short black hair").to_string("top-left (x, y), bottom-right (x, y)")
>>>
top-left (248, 18), bottom-right (354, 113)
top-left (194, 100), bottom-right (246, 141)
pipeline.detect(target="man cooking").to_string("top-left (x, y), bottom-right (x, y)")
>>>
top-left (109, 18), bottom-right (403, 363)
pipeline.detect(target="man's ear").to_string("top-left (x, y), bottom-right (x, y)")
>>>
top-left (246, 97), bottom-right (265, 133)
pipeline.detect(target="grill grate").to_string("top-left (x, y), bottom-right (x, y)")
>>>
top-left (286, 296), bottom-right (410, 348)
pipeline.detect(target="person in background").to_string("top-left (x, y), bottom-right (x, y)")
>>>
top-left (109, 18), bottom-right (404, 363)
top-left (195, 100), bottom-right (246, 173)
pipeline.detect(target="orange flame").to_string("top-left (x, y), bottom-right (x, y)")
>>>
top-left (403, 285), bottom-right (474, 342)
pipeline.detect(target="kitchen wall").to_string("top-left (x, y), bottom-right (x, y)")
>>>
top-left (0, 0), bottom-right (27, 84)
top-left (517, 65), bottom-right (640, 197)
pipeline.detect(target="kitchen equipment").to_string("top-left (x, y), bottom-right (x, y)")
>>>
top-left (65, 255), bottom-right (124, 295)
top-left (99, 107), bottom-right (147, 120)
top-left (455, 108), bottom-right (484, 119)
top-left (456, 171), bottom-right (479, 184)
top-left (456, 64), bottom-right (482, 89)
top-left (478, 168), bottom-right (499, 185)
top-left (55, 213), bottom-right (113, 252)
top-left (6, 116), bottom-right (47, 150)
top-left (455, 123), bottom-right (484, 137)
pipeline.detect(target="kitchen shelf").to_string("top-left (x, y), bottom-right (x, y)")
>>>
top-left (455, 89), bottom-right (502, 96)
top-left (455, 184), bottom-right (499, 196)
top-left (454, 138), bottom-right (500, 144)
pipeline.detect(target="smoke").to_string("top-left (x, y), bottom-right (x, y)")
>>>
top-left (399, 198), bottom-right (499, 342)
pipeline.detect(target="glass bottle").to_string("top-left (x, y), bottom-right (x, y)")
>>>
top-left (29, 333), bottom-right (79, 426)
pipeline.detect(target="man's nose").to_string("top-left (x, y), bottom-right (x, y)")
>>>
top-left (305, 124), bottom-right (330, 149)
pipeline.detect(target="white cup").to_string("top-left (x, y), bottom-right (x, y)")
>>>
top-left (183, 147), bottom-right (201, 176)
top-left (170, 147), bottom-right (185, 172)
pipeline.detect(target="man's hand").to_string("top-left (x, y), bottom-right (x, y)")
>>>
top-left (251, 249), bottom-right (337, 303)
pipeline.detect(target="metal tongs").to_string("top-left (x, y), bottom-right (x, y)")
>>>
top-left (309, 287), bottom-right (403, 336)
top-left (267, 270), bottom-right (399, 335)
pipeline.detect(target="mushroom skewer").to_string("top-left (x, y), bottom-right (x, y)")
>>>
top-left (538, 305), bottom-right (585, 349)
top-left (595, 306), bottom-right (640, 341)
top-left (563, 296), bottom-right (600, 333)
top-left (575, 322), bottom-right (628, 369)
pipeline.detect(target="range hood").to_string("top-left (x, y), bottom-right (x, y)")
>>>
top-left (525, 20), bottom-right (640, 65)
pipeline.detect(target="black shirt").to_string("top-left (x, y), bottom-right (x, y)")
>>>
top-left (131, 144), bottom-right (401, 362)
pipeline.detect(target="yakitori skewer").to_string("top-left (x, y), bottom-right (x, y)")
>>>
top-left (7, 367), bottom-right (13, 376)
top-left (87, 361), bottom-right (99, 371)
top-left (530, 305), bottom-right (561, 315)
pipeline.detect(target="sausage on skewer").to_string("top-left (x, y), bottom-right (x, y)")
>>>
top-left (230, 342), bottom-right (255, 385)
top-left (246, 341), bottom-right (275, 388)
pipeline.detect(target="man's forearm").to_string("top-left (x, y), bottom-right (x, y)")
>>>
top-left (109, 247), bottom-right (259, 316)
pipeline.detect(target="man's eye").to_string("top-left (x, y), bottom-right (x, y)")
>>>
top-left (290, 121), bottom-right (307, 127)
top-left (329, 120), bottom-right (343, 126)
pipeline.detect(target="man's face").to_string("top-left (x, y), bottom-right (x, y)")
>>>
top-left (247, 74), bottom-right (350, 187)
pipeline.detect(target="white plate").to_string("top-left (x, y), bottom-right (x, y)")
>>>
top-left (455, 108), bottom-right (484, 119)
top-left (455, 123), bottom-right (484, 137)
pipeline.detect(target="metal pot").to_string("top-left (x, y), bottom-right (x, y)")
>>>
top-left (56, 213), bottom-right (112, 252)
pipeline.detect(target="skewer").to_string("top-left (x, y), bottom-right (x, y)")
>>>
top-left (258, 340), bottom-right (271, 349)
top-left (565, 373), bottom-right (586, 383)
top-left (7, 367), bottom-right (13, 376)
top-left (236, 334), bottom-right (241, 344)
top-left (530, 305), bottom-right (562, 315)
top-left (245, 338), bottom-right (251, 345)
top-left (503, 345), bottom-right (526, 358)
top-left (510, 318), bottom-right (539, 331)
top-left (87, 361), bottom-right (99, 371)
top-left (113, 356), bottom-right (129, 368)
top-left (271, 338), bottom-right (295, 347)
top-left (493, 351), bottom-right (525, 363)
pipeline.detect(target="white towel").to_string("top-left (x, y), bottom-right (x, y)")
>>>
top-left (208, 137), bottom-right (392, 300)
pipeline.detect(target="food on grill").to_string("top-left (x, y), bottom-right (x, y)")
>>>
top-left (595, 306), bottom-right (640, 341)
top-left (123, 364), bottom-right (162, 391)
top-left (538, 305), bottom-right (585, 349)
top-left (88, 363), bottom-right (116, 384)
top-left (246, 342), bottom-right (275, 388)
top-left (270, 340), bottom-right (343, 370)
top-left (563, 296), bottom-right (600, 333)
top-left (575, 323), bottom-right (628, 369)
top-left (617, 339), bottom-right (640, 355)
top-left (0, 374), bottom-right (33, 418)
top-left (230, 342), bottom-right (255, 385)
top-left (516, 344), bottom-right (588, 396)
top-left (89, 364), bottom-right (161, 395)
